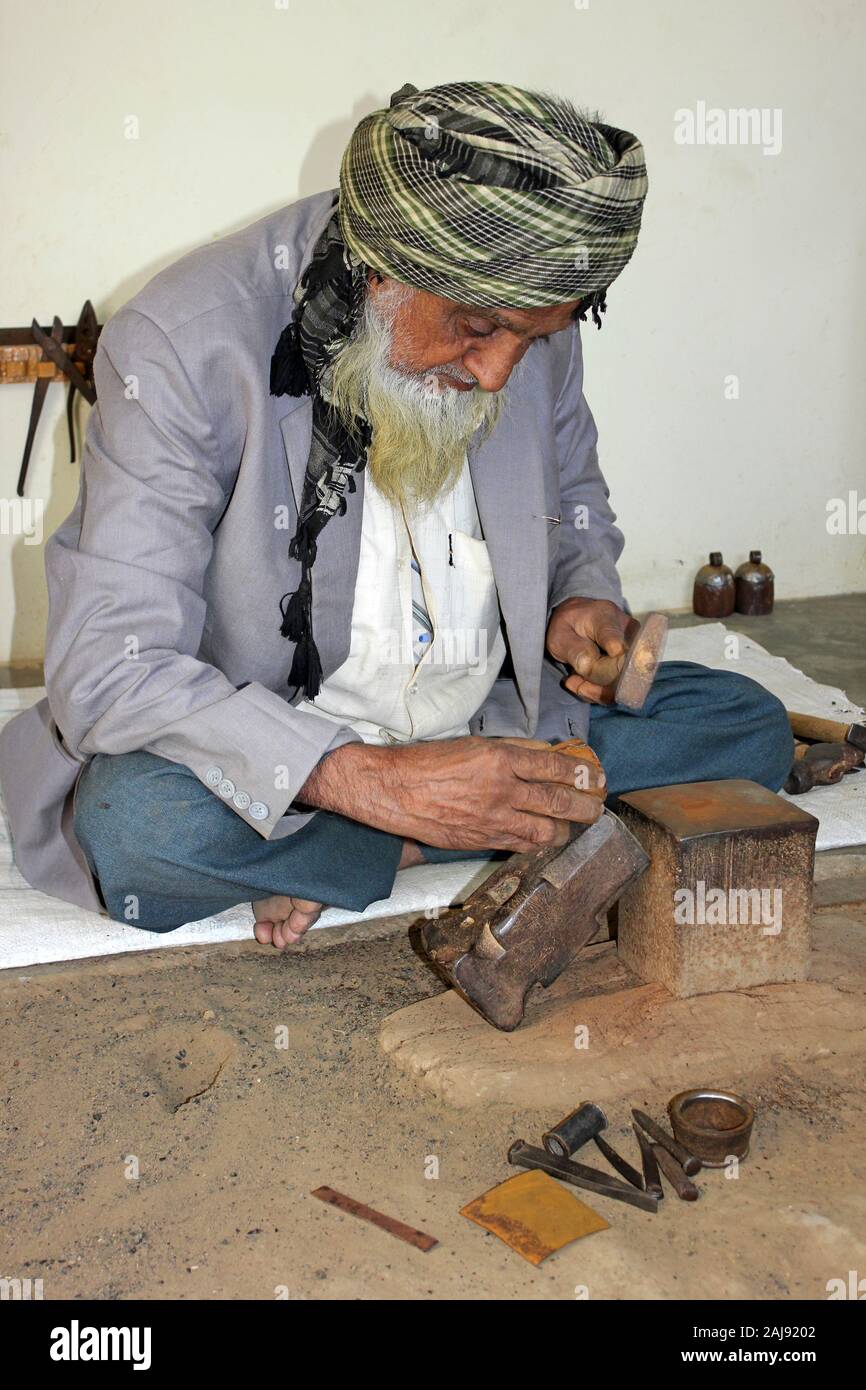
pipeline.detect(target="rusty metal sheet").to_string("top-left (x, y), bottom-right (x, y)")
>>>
top-left (311, 1186), bottom-right (438, 1252)
top-left (460, 1169), bottom-right (609, 1265)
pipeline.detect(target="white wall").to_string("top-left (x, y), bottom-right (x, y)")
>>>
top-left (1, 0), bottom-right (864, 661)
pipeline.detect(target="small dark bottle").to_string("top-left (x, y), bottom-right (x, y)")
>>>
top-left (693, 552), bottom-right (735, 617)
top-left (735, 550), bottom-right (774, 615)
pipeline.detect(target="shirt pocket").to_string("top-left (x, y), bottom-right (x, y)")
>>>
top-left (445, 530), bottom-right (501, 670)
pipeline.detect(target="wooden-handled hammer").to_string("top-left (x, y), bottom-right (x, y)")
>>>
top-left (575, 611), bottom-right (669, 709)
top-left (787, 711), bottom-right (866, 754)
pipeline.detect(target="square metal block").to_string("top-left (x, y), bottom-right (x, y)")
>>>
top-left (616, 780), bottom-right (819, 997)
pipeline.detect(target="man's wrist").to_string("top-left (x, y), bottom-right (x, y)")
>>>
top-left (297, 741), bottom-right (389, 818)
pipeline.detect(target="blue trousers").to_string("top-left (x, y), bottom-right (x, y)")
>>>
top-left (73, 662), bottom-right (793, 932)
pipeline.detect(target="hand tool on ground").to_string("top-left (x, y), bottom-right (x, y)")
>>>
top-left (651, 1144), bottom-right (700, 1201)
top-left (576, 611), bottom-right (669, 709)
top-left (632, 1108), bottom-right (702, 1175)
top-left (542, 1101), bottom-right (607, 1158)
top-left (784, 741), bottom-right (864, 795)
top-left (787, 712), bottom-right (866, 754)
top-left (633, 1122), bottom-right (664, 1200)
top-left (667, 1089), bottom-right (755, 1168)
top-left (16, 316), bottom-right (64, 497)
top-left (311, 1185), bottom-right (437, 1251)
top-left (593, 1133), bottom-right (645, 1190)
top-left (508, 1140), bottom-right (659, 1214)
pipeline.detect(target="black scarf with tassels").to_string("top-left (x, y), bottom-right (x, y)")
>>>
top-left (269, 200), bottom-right (371, 700)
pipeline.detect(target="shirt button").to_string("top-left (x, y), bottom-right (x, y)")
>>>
top-left (218, 778), bottom-right (236, 799)
top-left (205, 766), bottom-right (223, 787)
top-left (233, 790), bottom-right (251, 810)
top-left (408, 684), bottom-right (419, 695)
top-left (249, 801), bottom-right (269, 821)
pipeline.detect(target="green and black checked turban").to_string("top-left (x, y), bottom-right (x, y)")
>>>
top-left (270, 81), bottom-right (648, 700)
top-left (339, 80), bottom-right (648, 309)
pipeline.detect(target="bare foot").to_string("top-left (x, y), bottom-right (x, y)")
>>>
top-left (253, 840), bottom-right (424, 948)
top-left (252, 895), bottom-right (323, 948)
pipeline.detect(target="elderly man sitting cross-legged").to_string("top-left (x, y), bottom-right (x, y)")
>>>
top-left (0, 81), bottom-right (792, 947)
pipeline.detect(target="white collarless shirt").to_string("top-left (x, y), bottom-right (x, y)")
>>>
top-left (297, 457), bottom-right (506, 744)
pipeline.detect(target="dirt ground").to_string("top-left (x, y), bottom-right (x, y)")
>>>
top-left (1, 864), bottom-right (865, 1302)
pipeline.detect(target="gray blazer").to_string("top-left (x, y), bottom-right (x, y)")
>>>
top-left (0, 190), bottom-right (625, 913)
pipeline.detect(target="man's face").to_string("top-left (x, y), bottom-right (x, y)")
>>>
top-left (367, 274), bottom-right (584, 394)
top-left (325, 274), bottom-right (585, 508)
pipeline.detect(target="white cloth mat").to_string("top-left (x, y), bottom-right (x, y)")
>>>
top-left (0, 622), bottom-right (863, 969)
top-left (664, 622), bottom-right (865, 848)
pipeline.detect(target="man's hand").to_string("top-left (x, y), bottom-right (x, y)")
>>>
top-left (546, 597), bottom-right (639, 705)
top-left (298, 736), bottom-right (606, 855)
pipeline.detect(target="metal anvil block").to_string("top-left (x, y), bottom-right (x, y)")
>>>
top-left (420, 810), bottom-right (650, 1032)
top-left (616, 779), bottom-right (819, 998)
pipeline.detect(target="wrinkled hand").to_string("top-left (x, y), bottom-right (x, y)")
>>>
top-left (299, 736), bottom-right (606, 856)
top-left (546, 597), bottom-right (639, 705)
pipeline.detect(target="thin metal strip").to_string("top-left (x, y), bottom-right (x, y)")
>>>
top-left (311, 1186), bottom-right (438, 1251)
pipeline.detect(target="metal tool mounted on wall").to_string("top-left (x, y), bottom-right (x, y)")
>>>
top-left (0, 301), bottom-right (102, 496)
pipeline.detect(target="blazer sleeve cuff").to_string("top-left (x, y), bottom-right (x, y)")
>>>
top-left (548, 567), bottom-right (628, 618)
top-left (141, 682), bottom-right (363, 838)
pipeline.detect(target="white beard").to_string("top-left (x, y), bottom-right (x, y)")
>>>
top-left (324, 282), bottom-right (505, 507)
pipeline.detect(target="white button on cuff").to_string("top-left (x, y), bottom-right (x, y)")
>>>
top-left (249, 802), bottom-right (269, 821)
top-left (205, 766), bottom-right (223, 786)
top-left (233, 790), bottom-right (251, 810)
top-left (218, 779), bottom-right (236, 799)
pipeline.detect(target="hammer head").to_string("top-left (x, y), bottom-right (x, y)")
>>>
top-left (420, 811), bottom-right (649, 1031)
top-left (846, 724), bottom-right (866, 754)
top-left (613, 612), bottom-right (669, 710)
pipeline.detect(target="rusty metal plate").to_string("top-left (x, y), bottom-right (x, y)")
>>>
top-left (461, 1169), bottom-right (608, 1265)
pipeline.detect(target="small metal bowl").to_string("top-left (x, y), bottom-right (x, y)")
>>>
top-left (667, 1089), bottom-right (755, 1168)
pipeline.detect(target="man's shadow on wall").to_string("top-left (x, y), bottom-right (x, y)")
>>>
top-left (9, 93), bottom-right (381, 671)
